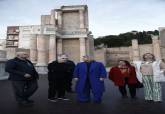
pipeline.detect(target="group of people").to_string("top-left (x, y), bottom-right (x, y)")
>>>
top-left (5, 51), bottom-right (165, 106)
top-left (109, 53), bottom-right (165, 102)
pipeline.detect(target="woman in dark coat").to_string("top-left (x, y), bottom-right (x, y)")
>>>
top-left (109, 60), bottom-right (138, 99)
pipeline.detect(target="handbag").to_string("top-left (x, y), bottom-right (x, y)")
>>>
top-left (135, 81), bottom-right (143, 88)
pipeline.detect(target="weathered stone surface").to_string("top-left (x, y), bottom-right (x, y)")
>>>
top-left (0, 50), bottom-right (8, 80)
top-left (63, 38), bottom-right (80, 63)
top-left (132, 39), bottom-right (140, 61)
top-left (5, 5), bottom-right (94, 74)
top-left (152, 35), bottom-right (161, 60)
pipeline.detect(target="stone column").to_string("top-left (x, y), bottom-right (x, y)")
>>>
top-left (57, 11), bottom-right (62, 28)
top-left (49, 34), bottom-right (56, 63)
top-left (86, 36), bottom-right (94, 60)
top-left (80, 38), bottom-right (86, 61)
top-left (6, 48), bottom-right (16, 59)
top-left (159, 27), bottom-right (165, 47)
top-left (85, 8), bottom-right (89, 29)
top-left (50, 9), bottom-right (56, 25)
top-left (152, 35), bottom-right (161, 60)
top-left (0, 50), bottom-right (8, 80)
top-left (57, 38), bottom-right (63, 55)
top-left (131, 39), bottom-right (140, 61)
top-left (159, 27), bottom-right (165, 59)
top-left (79, 9), bottom-right (85, 28)
top-left (36, 34), bottom-right (47, 66)
top-left (30, 34), bottom-right (37, 63)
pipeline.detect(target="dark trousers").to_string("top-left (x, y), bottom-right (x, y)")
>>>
top-left (118, 78), bottom-right (136, 98)
top-left (11, 80), bottom-right (38, 102)
top-left (66, 75), bottom-right (73, 91)
top-left (77, 79), bottom-right (103, 103)
top-left (48, 79), bottom-right (66, 99)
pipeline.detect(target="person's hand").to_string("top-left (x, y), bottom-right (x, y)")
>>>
top-left (74, 78), bottom-right (78, 81)
top-left (100, 78), bottom-right (104, 81)
top-left (24, 74), bottom-right (31, 78)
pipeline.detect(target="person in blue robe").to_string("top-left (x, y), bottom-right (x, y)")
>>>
top-left (73, 55), bottom-right (107, 103)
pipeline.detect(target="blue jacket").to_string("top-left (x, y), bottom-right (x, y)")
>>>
top-left (74, 61), bottom-right (107, 93)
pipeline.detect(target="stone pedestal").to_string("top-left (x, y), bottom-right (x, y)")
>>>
top-left (30, 34), bottom-right (37, 63)
top-left (132, 39), bottom-right (140, 61)
top-left (152, 35), bottom-right (161, 60)
top-left (49, 35), bottom-right (56, 63)
top-left (80, 38), bottom-right (86, 61)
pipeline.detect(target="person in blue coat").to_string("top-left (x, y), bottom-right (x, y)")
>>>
top-left (73, 55), bottom-right (107, 103)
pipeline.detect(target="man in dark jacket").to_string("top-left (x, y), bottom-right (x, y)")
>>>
top-left (62, 54), bottom-right (75, 93)
top-left (5, 52), bottom-right (38, 106)
top-left (47, 55), bottom-right (70, 102)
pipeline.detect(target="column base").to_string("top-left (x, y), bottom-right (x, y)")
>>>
top-left (35, 65), bottom-right (48, 75)
top-left (0, 76), bottom-right (9, 80)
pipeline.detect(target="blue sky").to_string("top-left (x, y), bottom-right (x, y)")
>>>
top-left (0, 0), bottom-right (165, 39)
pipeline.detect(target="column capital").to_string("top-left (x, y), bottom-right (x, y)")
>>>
top-left (79, 9), bottom-right (85, 12)
top-left (49, 34), bottom-right (56, 38)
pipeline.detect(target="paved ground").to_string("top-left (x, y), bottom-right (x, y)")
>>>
top-left (0, 76), bottom-right (165, 114)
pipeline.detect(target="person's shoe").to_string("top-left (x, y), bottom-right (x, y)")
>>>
top-left (26, 99), bottom-right (34, 103)
top-left (18, 100), bottom-right (33, 106)
top-left (122, 95), bottom-right (128, 99)
top-left (154, 100), bottom-right (162, 103)
top-left (131, 96), bottom-right (137, 99)
top-left (144, 100), bottom-right (153, 103)
top-left (66, 89), bottom-right (75, 93)
top-left (58, 97), bottom-right (70, 101)
top-left (48, 98), bottom-right (57, 102)
top-left (77, 100), bottom-right (90, 103)
top-left (93, 100), bottom-right (101, 104)
top-left (67, 90), bottom-right (75, 93)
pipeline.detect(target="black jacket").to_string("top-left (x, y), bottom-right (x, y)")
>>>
top-left (66, 60), bottom-right (75, 77)
top-left (48, 61), bottom-right (70, 81)
top-left (5, 57), bottom-right (39, 81)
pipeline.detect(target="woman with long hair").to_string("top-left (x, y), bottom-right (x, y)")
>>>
top-left (135, 53), bottom-right (165, 102)
top-left (109, 60), bottom-right (138, 99)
